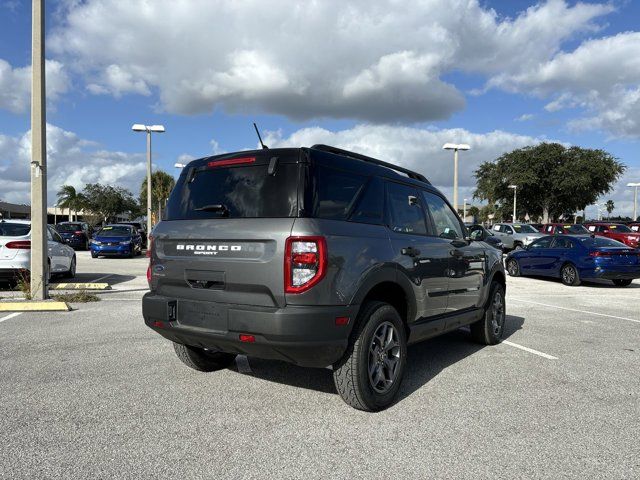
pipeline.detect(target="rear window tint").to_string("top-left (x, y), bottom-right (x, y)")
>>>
top-left (0, 222), bottom-right (30, 236)
top-left (56, 223), bottom-right (83, 232)
top-left (349, 177), bottom-right (384, 225)
top-left (308, 166), bottom-right (367, 220)
top-left (166, 162), bottom-right (299, 220)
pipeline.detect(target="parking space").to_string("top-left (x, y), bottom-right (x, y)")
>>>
top-left (1, 273), bottom-right (638, 478)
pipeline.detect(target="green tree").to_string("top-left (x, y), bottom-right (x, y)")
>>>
top-left (56, 185), bottom-right (87, 221)
top-left (82, 183), bottom-right (139, 223)
top-left (605, 200), bottom-right (615, 219)
top-left (139, 170), bottom-right (176, 216)
top-left (468, 206), bottom-right (480, 221)
top-left (474, 143), bottom-right (625, 223)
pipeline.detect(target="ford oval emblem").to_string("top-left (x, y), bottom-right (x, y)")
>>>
top-left (153, 265), bottom-right (165, 273)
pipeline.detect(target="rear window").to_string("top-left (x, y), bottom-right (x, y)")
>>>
top-left (563, 225), bottom-right (589, 234)
top-left (56, 223), bottom-right (82, 232)
top-left (166, 160), bottom-right (299, 220)
top-left (0, 222), bottom-right (30, 236)
top-left (308, 166), bottom-right (367, 220)
top-left (578, 237), bottom-right (628, 248)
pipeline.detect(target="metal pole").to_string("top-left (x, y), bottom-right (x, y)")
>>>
top-left (453, 148), bottom-right (459, 212)
top-left (463, 199), bottom-right (467, 221)
top-left (634, 186), bottom-right (638, 221)
top-left (30, 0), bottom-right (47, 300)
top-left (146, 130), bottom-right (152, 249)
top-left (513, 187), bottom-right (517, 222)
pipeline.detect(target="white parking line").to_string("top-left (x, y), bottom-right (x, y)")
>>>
top-left (235, 355), bottom-right (252, 373)
top-left (0, 312), bottom-right (22, 323)
top-left (510, 298), bottom-right (640, 324)
top-left (91, 274), bottom-right (113, 283)
top-left (501, 340), bottom-right (558, 360)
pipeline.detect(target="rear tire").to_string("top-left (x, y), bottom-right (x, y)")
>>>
top-left (470, 282), bottom-right (506, 345)
top-left (63, 256), bottom-right (76, 279)
top-left (513, 242), bottom-right (523, 251)
top-left (333, 301), bottom-right (407, 412)
top-left (173, 343), bottom-right (236, 372)
top-left (561, 263), bottom-right (580, 286)
top-left (91, 251), bottom-right (98, 259)
top-left (613, 279), bottom-right (633, 287)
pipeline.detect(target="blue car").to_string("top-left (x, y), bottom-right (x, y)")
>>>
top-left (506, 235), bottom-right (640, 286)
top-left (90, 224), bottom-right (142, 258)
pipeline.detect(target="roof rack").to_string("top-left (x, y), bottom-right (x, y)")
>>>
top-left (310, 144), bottom-right (430, 184)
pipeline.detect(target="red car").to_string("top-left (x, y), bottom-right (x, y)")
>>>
top-left (541, 223), bottom-right (590, 235)
top-left (584, 223), bottom-right (640, 248)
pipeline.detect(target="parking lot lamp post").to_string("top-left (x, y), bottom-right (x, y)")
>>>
top-left (132, 124), bottom-right (165, 249)
top-left (508, 185), bottom-right (517, 222)
top-left (30, 0), bottom-right (48, 300)
top-left (628, 183), bottom-right (640, 221)
top-left (463, 198), bottom-right (467, 221)
top-left (442, 143), bottom-right (470, 212)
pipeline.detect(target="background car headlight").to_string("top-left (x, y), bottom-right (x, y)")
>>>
top-left (120, 241), bottom-right (131, 245)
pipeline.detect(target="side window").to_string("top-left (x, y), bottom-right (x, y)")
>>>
top-left (385, 182), bottom-right (427, 235)
top-left (545, 225), bottom-right (553, 233)
top-left (529, 237), bottom-right (554, 249)
top-left (422, 191), bottom-right (463, 240)
top-left (349, 177), bottom-right (384, 225)
top-left (46, 228), bottom-right (53, 241)
top-left (552, 237), bottom-right (573, 249)
top-left (311, 166), bottom-right (368, 220)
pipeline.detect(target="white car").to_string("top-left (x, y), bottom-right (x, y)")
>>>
top-left (0, 219), bottom-right (76, 285)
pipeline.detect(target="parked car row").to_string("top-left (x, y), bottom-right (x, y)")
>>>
top-left (51, 221), bottom-right (147, 258)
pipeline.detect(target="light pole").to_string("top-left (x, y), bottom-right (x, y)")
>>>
top-left (30, 0), bottom-right (47, 300)
top-left (508, 185), bottom-right (517, 222)
top-left (442, 143), bottom-right (470, 212)
top-left (628, 183), bottom-right (640, 221)
top-left (463, 198), bottom-right (468, 221)
top-left (132, 124), bottom-right (165, 249)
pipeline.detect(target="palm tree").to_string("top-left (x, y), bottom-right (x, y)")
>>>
top-left (605, 200), bottom-right (615, 219)
top-left (140, 170), bottom-right (176, 221)
top-left (56, 185), bottom-right (87, 222)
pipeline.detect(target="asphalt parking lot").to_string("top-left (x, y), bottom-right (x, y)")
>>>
top-left (1, 252), bottom-right (638, 479)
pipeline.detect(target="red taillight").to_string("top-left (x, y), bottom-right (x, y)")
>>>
top-left (284, 236), bottom-right (327, 294)
top-left (74, 231), bottom-right (83, 235)
top-left (590, 251), bottom-right (612, 257)
top-left (208, 157), bottom-right (256, 168)
top-left (239, 334), bottom-right (255, 343)
top-left (5, 240), bottom-right (31, 249)
top-left (146, 264), bottom-right (152, 285)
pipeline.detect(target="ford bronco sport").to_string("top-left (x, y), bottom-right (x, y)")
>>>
top-left (142, 145), bottom-right (506, 411)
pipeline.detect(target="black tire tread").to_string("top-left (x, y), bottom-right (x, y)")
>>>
top-left (173, 343), bottom-right (236, 372)
top-left (470, 281), bottom-right (505, 345)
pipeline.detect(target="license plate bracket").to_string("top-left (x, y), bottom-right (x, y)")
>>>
top-left (178, 300), bottom-right (228, 332)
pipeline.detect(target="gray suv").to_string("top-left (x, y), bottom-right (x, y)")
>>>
top-left (142, 145), bottom-right (506, 411)
top-left (491, 223), bottom-right (544, 250)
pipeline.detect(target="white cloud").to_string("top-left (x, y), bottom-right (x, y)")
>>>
top-left (48, 0), bottom-right (612, 123)
top-left (0, 124), bottom-right (145, 206)
top-left (515, 114), bottom-right (534, 122)
top-left (487, 32), bottom-right (640, 138)
top-left (0, 59), bottom-right (70, 113)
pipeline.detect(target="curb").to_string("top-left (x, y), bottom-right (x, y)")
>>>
top-left (49, 283), bottom-right (111, 291)
top-left (0, 301), bottom-right (70, 312)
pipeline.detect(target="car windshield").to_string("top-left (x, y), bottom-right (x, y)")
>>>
top-left (564, 225), bottom-right (589, 234)
top-left (578, 237), bottom-right (628, 248)
top-left (512, 224), bottom-right (538, 233)
top-left (608, 224), bottom-right (632, 233)
top-left (56, 223), bottom-right (83, 232)
top-left (97, 226), bottom-right (133, 237)
top-left (0, 222), bottom-right (31, 236)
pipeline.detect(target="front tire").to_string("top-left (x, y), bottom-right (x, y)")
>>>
top-left (506, 258), bottom-right (520, 277)
top-left (173, 343), bottom-right (236, 372)
top-left (91, 251), bottom-right (98, 259)
top-left (63, 256), bottom-right (76, 279)
top-left (333, 302), bottom-right (407, 412)
top-left (561, 263), bottom-right (580, 286)
top-left (470, 281), bottom-right (506, 345)
top-left (613, 279), bottom-right (633, 287)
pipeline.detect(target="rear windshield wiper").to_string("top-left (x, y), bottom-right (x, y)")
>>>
top-left (194, 204), bottom-right (230, 216)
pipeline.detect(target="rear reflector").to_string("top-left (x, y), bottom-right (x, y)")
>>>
top-left (335, 316), bottom-right (350, 326)
top-left (5, 240), bottom-right (31, 249)
top-left (239, 334), bottom-right (255, 343)
top-left (146, 265), bottom-right (152, 285)
top-left (152, 321), bottom-right (165, 328)
top-left (208, 157), bottom-right (256, 168)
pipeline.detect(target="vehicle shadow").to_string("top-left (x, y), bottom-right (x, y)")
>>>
top-left (232, 314), bottom-right (526, 402)
top-left (525, 275), bottom-right (640, 289)
top-left (51, 273), bottom-right (137, 286)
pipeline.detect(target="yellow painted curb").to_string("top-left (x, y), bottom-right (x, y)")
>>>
top-left (0, 301), bottom-right (70, 312)
top-left (49, 283), bottom-right (111, 291)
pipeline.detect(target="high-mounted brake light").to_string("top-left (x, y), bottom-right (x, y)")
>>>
top-left (207, 157), bottom-right (256, 168)
top-left (284, 236), bottom-right (327, 294)
top-left (5, 240), bottom-right (31, 249)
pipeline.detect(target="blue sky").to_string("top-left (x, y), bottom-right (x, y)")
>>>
top-left (1, 0), bottom-right (639, 219)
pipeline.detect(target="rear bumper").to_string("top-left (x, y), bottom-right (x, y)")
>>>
top-left (142, 293), bottom-right (358, 368)
top-left (61, 236), bottom-right (86, 247)
top-left (581, 267), bottom-right (640, 280)
top-left (0, 268), bottom-right (24, 281)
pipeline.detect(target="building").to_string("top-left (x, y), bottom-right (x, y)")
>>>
top-left (0, 201), bottom-right (30, 219)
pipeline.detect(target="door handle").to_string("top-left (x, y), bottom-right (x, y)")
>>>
top-left (401, 246), bottom-right (420, 257)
